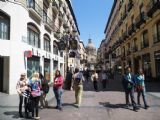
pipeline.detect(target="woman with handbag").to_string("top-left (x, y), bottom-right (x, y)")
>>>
top-left (135, 68), bottom-right (149, 109)
top-left (29, 72), bottom-right (41, 119)
top-left (53, 70), bottom-right (64, 111)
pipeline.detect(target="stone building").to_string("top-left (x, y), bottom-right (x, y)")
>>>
top-left (101, 0), bottom-right (160, 81)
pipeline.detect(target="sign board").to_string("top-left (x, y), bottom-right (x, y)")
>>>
top-left (24, 50), bottom-right (32, 58)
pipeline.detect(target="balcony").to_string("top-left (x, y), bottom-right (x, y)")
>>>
top-left (63, 21), bottom-right (69, 29)
top-left (43, 14), bottom-right (53, 31)
top-left (147, 0), bottom-right (160, 17)
top-left (52, 1), bottom-right (59, 14)
top-left (43, 0), bottom-right (51, 8)
top-left (127, 0), bottom-right (133, 12)
top-left (58, 11), bottom-right (64, 23)
top-left (27, 0), bottom-right (43, 20)
top-left (118, 19), bottom-right (123, 26)
top-left (119, 37), bottom-right (123, 44)
top-left (135, 12), bottom-right (147, 28)
top-left (122, 13), bottom-right (127, 20)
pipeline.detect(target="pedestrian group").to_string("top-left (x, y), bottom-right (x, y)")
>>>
top-left (16, 66), bottom-right (149, 119)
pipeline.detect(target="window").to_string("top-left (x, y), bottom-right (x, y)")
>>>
top-left (27, 23), bottom-right (40, 48)
top-left (154, 21), bottom-right (160, 43)
top-left (133, 38), bottom-right (138, 52)
top-left (44, 34), bottom-right (50, 52)
top-left (141, 30), bottom-right (149, 49)
top-left (53, 42), bottom-right (59, 55)
top-left (27, 0), bottom-right (35, 8)
top-left (0, 11), bottom-right (10, 40)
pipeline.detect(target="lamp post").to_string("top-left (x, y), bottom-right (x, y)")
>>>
top-left (56, 28), bottom-right (78, 77)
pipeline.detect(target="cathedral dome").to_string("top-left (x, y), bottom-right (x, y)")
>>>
top-left (86, 38), bottom-right (95, 49)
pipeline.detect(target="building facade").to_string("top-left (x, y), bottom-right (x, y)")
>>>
top-left (102, 0), bottom-right (160, 81)
top-left (0, 0), bottom-right (80, 94)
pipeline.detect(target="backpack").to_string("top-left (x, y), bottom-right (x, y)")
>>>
top-left (75, 72), bottom-right (83, 85)
top-left (30, 80), bottom-right (41, 97)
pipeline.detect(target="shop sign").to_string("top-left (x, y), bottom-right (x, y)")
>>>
top-left (24, 50), bottom-right (32, 58)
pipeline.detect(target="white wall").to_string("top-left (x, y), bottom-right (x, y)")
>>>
top-left (0, 1), bottom-right (64, 94)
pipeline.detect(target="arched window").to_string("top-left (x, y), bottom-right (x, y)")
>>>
top-left (53, 41), bottom-right (59, 55)
top-left (0, 11), bottom-right (10, 40)
top-left (27, 23), bottom-right (40, 48)
top-left (44, 34), bottom-right (50, 52)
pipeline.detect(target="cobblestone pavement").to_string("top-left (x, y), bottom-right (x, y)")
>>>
top-left (40, 79), bottom-right (160, 120)
top-left (0, 76), bottom-right (160, 120)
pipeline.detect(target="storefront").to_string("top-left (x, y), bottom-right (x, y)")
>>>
top-left (154, 50), bottom-right (160, 81)
top-left (27, 56), bottom-right (40, 78)
top-left (44, 58), bottom-right (50, 81)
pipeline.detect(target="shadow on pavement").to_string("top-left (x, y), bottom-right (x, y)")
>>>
top-left (4, 111), bottom-right (20, 119)
top-left (62, 103), bottom-right (77, 108)
top-left (99, 102), bottom-right (133, 111)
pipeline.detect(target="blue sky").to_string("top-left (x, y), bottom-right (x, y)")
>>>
top-left (72, 0), bottom-right (114, 49)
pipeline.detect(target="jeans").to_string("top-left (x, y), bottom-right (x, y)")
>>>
top-left (19, 95), bottom-right (27, 115)
top-left (137, 88), bottom-right (148, 106)
top-left (53, 88), bottom-right (63, 108)
top-left (93, 81), bottom-right (98, 91)
top-left (125, 88), bottom-right (137, 109)
top-left (31, 96), bottom-right (40, 117)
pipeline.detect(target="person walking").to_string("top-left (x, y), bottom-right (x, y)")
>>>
top-left (65, 70), bottom-right (73, 90)
top-left (72, 68), bottom-right (84, 108)
top-left (122, 67), bottom-right (138, 112)
top-left (135, 68), bottom-right (149, 109)
top-left (29, 72), bottom-right (41, 120)
top-left (39, 73), bottom-right (50, 109)
top-left (91, 70), bottom-right (99, 92)
top-left (53, 70), bottom-right (64, 111)
top-left (100, 71), bottom-right (108, 90)
top-left (16, 73), bottom-right (28, 118)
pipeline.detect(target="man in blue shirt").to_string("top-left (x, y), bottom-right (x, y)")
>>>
top-left (122, 67), bottom-right (138, 112)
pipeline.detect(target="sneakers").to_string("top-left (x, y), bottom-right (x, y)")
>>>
top-left (144, 105), bottom-right (149, 109)
top-left (58, 107), bottom-right (63, 111)
top-left (19, 114), bottom-right (23, 118)
top-left (133, 107), bottom-right (139, 112)
top-left (34, 116), bottom-right (40, 120)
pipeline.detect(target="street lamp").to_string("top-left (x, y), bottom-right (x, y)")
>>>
top-left (56, 29), bottom-right (78, 77)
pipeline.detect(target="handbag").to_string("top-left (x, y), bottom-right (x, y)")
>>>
top-left (31, 90), bottom-right (41, 97)
top-left (136, 85), bottom-right (143, 92)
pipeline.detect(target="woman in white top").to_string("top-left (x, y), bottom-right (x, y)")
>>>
top-left (16, 73), bottom-right (28, 118)
top-left (91, 70), bottom-right (98, 91)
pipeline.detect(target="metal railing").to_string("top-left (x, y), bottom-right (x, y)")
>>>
top-left (27, 0), bottom-right (43, 17)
